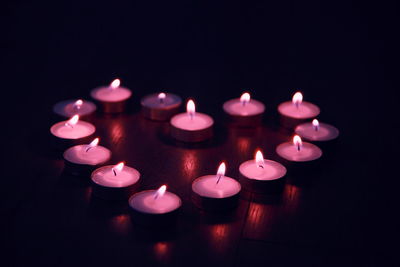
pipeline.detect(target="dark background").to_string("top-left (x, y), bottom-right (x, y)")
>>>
top-left (1, 1), bottom-right (398, 266)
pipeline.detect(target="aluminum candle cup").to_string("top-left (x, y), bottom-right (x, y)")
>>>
top-left (141, 92), bottom-right (182, 121)
top-left (239, 151), bottom-right (287, 193)
top-left (63, 138), bottom-right (111, 176)
top-left (170, 99), bottom-right (213, 142)
top-left (223, 93), bottom-right (265, 127)
top-left (90, 79), bottom-right (132, 114)
top-left (53, 99), bottom-right (96, 120)
top-left (50, 115), bottom-right (96, 150)
top-left (276, 135), bottom-right (323, 174)
top-left (277, 92), bottom-right (320, 129)
top-left (128, 186), bottom-right (182, 226)
top-left (91, 163), bottom-right (141, 200)
top-left (191, 163), bottom-right (241, 211)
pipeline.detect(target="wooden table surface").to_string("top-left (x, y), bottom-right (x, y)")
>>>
top-left (2, 1), bottom-right (397, 266)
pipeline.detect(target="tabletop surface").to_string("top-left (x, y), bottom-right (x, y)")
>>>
top-left (2, 1), bottom-right (397, 266)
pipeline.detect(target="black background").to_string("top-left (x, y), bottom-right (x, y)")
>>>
top-left (1, 1), bottom-right (399, 266)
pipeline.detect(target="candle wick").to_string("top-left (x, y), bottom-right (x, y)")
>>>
top-left (112, 168), bottom-right (117, 176)
top-left (297, 145), bottom-right (301, 151)
top-left (189, 113), bottom-right (194, 120)
top-left (154, 192), bottom-right (160, 200)
top-left (65, 123), bottom-right (74, 128)
top-left (159, 98), bottom-right (164, 104)
top-left (314, 126), bottom-right (319, 131)
top-left (258, 164), bottom-right (264, 169)
top-left (216, 174), bottom-right (222, 184)
top-left (242, 101), bottom-right (247, 107)
top-left (85, 146), bottom-right (92, 152)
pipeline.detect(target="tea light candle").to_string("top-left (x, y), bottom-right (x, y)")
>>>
top-left (91, 162), bottom-right (141, 200)
top-left (278, 92), bottom-right (320, 128)
top-left (192, 162), bottom-right (241, 211)
top-left (129, 185), bottom-right (182, 226)
top-left (276, 135), bottom-right (322, 162)
top-left (50, 115), bottom-right (96, 148)
top-left (295, 119), bottom-right (339, 142)
top-left (223, 92), bottom-right (265, 127)
top-left (239, 150), bottom-right (287, 193)
top-left (90, 79), bottom-right (132, 113)
top-left (53, 99), bottom-right (97, 119)
top-left (63, 137), bottom-right (111, 175)
top-left (170, 99), bottom-right (214, 142)
top-left (141, 92), bottom-right (182, 121)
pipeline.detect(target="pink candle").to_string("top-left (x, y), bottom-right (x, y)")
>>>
top-left (90, 79), bottom-right (132, 113)
top-left (170, 99), bottom-right (214, 142)
top-left (192, 162), bottom-right (241, 210)
top-left (50, 115), bottom-right (95, 142)
top-left (91, 162), bottom-right (141, 200)
top-left (295, 119), bottom-right (339, 141)
top-left (63, 137), bottom-right (111, 175)
top-left (223, 92), bottom-right (265, 127)
top-left (276, 135), bottom-right (322, 162)
top-left (278, 92), bottom-right (320, 128)
top-left (53, 99), bottom-right (96, 119)
top-left (239, 150), bottom-right (287, 193)
top-left (141, 92), bottom-right (182, 121)
top-left (129, 185), bottom-right (182, 226)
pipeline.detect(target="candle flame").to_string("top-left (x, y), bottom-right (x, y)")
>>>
top-left (86, 137), bottom-right (99, 152)
top-left (158, 92), bottom-right (166, 100)
top-left (216, 162), bottom-right (226, 184)
top-left (293, 135), bottom-right (303, 151)
top-left (114, 162), bottom-right (125, 172)
top-left (110, 79), bottom-right (121, 89)
top-left (240, 92), bottom-right (250, 105)
top-left (217, 162), bottom-right (226, 176)
top-left (312, 119), bottom-right (320, 131)
top-left (155, 185), bottom-right (167, 199)
top-left (187, 99), bottom-right (196, 117)
top-left (65, 115), bottom-right (79, 127)
top-left (255, 150), bottom-right (264, 168)
top-left (74, 99), bottom-right (83, 109)
top-left (292, 92), bottom-right (303, 107)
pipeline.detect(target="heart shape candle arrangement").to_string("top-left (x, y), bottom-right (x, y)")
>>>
top-left (51, 81), bottom-right (339, 226)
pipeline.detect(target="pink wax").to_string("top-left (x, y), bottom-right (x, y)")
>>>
top-left (276, 141), bottom-right (322, 162)
top-left (91, 85), bottom-right (132, 102)
top-left (223, 98), bottom-right (265, 116)
top-left (53, 99), bottom-right (96, 118)
top-left (64, 144), bottom-right (111, 165)
top-left (295, 122), bottom-right (339, 141)
top-left (192, 175), bottom-right (241, 198)
top-left (129, 190), bottom-right (181, 214)
top-left (278, 101), bottom-right (320, 119)
top-left (92, 165), bottom-right (140, 188)
top-left (50, 120), bottom-right (95, 140)
top-left (239, 159), bottom-right (286, 181)
top-left (170, 113), bottom-right (213, 131)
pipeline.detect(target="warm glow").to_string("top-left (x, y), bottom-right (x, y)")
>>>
top-left (312, 119), bottom-right (320, 131)
top-left (292, 92), bottom-right (303, 106)
top-left (240, 92), bottom-right (250, 105)
top-left (158, 92), bottom-right (166, 100)
top-left (217, 162), bottom-right (226, 177)
top-left (255, 150), bottom-right (264, 167)
top-left (187, 99), bottom-right (196, 117)
top-left (293, 135), bottom-right (303, 150)
top-left (155, 185), bottom-right (167, 199)
top-left (74, 99), bottom-right (83, 108)
top-left (110, 79), bottom-right (121, 89)
top-left (66, 115), bottom-right (79, 127)
top-left (114, 162), bottom-right (125, 172)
